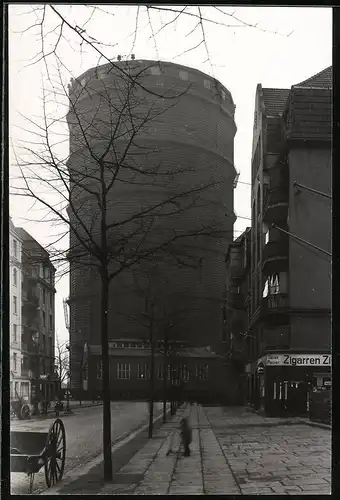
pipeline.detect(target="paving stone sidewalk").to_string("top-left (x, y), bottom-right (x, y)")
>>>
top-left (44, 404), bottom-right (332, 495)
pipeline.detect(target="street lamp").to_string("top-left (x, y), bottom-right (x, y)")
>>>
top-left (65, 345), bottom-right (73, 414)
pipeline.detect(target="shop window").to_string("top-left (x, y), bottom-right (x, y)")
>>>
top-left (117, 363), bottom-right (131, 380)
top-left (137, 363), bottom-right (150, 380)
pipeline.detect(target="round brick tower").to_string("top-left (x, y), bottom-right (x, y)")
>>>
top-left (66, 60), bottom-right (237, 389)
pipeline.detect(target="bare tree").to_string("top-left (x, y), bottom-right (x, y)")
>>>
top-left (55, 336), bottom-right (69, 388)
top-left (11, 62), bottom-right (228, 480)
top-left (12, 5), bottom-right (293, 93)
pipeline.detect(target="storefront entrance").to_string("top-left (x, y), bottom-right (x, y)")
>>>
top-left (269, 379), bottom-right (308, 416)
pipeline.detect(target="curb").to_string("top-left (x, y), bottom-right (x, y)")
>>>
top-left (20, 402), bottom-right (103, 422)
top-left (41, 403), bottom-right (173, 495)
top-left (300, 419), bottom-right (331, 430)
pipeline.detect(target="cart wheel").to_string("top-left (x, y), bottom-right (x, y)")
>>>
top-left (44, 419), bottom-right (66, 488)
top-left (21, 404), bottom-right (31, 420)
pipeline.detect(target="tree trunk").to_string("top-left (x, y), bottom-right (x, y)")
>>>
top-left (148, 320), bottom-right (155, 439)
top-left (163, 335), bottom-right (168, 423)
top-left (101, 270), bottom-right (113, 480)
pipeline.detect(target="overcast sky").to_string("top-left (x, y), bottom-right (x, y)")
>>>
top-left (8, 5), bottom-right (332, 346)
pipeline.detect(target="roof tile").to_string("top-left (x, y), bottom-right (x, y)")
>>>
top-left (261, 88), bottom-right (290, 117)
top-left (293, 66), bottom-right (332, 88)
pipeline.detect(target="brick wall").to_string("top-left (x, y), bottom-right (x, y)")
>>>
top-left (67, 60), bottom-right (236, 387)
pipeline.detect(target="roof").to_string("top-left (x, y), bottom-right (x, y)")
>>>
top-left (261, 88), bottom-right (290, 117)
top-left (293, 66), bottom-right (332, 89)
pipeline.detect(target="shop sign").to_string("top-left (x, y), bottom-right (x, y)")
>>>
top-left (266, 354), bottom-right (331, 367)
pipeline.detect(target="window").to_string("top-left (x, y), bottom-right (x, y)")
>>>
top-left (49, 314), bottom-right (53, 331)
top-left (179, 364), bottom-right (190, 381)
top-left (221, 90), bottom-right (226, 100)
top-left (265, 230), bottom-right (269, 246)
top-left (13, 353), bottom-right (17, 371)
top-left (42, 311), bottom-right (46, 327)
top-left (204, 79), bottom-right (211, 90)
top-left (42, 335), bottom-right (46, 351)
top-left (196, 364), bottom-right (209, 381)
top-left (263, 279), bottom-right (269, 298)
top-left (42, 358), bottom-right (46, 374)
top-left (269, 274), bottom-right (280, 295)
top-left (13, 239), bottom-right (17, 257)
top-left (137, 363), bottom-right (150, 380)
top-left (179, 70), bottom-right (188, 81)
top-left (13, 296), bottom-right (17, 314)
top-left (42, 289), bottom-right (46, 305)
top-left (97, 362), bottom-right (103, 379)
top-left (49, 338), bottom-right (53, 356)
top-left (13, 324), bottom-right (17, 342)
top-left (49, 294), bottom-right (53, 308)
top-left (157, 364), bottom-right (164, 380)
top-left (13, 268), bottom-right (17, 286)
top-left (150, 66), bottom-right (161, 76)
top-left (117, 363), bottom-right (131, 380)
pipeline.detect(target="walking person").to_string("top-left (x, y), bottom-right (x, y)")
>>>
top-left (180, 417), bottom-right (192, 457)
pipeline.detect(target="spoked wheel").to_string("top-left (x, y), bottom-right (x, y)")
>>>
top-left (44, 418), bottom-right (66, 488)
top-left (28, 473), bottom-right (35, 495)
top-left (21, 403), bottom-right (31, 420)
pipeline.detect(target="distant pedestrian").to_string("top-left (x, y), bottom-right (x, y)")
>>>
top-left (180, 417), bottom-right (192, 457)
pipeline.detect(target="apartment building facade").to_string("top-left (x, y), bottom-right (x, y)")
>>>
top-left (9, 219), bottom-right (32, 400)
top-left (245, 67), bottom-right (332, 416)
top-left (223, 228), bottom-right (251, 403)
top-left (16, 227), bottom-right (58, 405)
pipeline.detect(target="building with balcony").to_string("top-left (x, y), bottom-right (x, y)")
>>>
top-left (246, 66), bottom-right (332, 416)
top-left (223, 228), bottom-right (251, 403)
top-left (16, 227), bottom-right (58, 405)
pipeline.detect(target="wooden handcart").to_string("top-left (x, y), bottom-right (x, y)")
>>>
top-left (11, 418), bottom-right (66, 494)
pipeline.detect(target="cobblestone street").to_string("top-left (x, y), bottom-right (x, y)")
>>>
top-left (43, 404), bottom-right (331, 495)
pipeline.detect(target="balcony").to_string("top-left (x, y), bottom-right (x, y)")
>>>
top-left (262, 240), bottom-right (289, 274)
top-left (263, 188), bottom-right (288, 223)
top-left (24, 320), bottom-right (39, 332)
top-left (261, 293), bottom-right (289, 314)
top-left (227, 291), bottom-right (245, 311)
top-left (229, 265), bottom-right (245, 279)
top-left (23, 293), bottom-right (40, 310)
